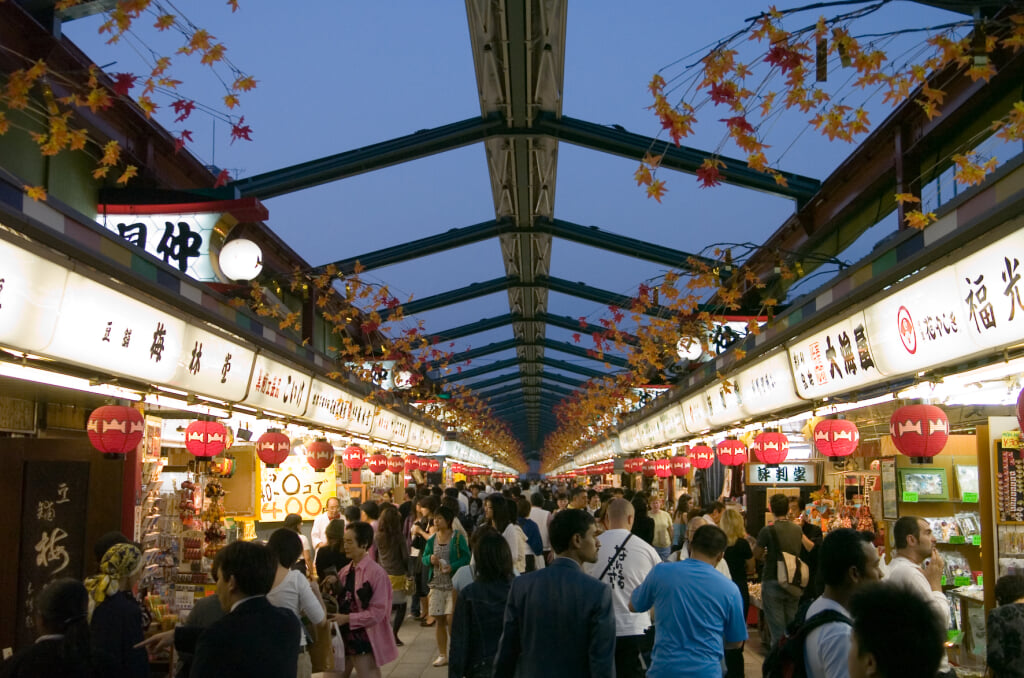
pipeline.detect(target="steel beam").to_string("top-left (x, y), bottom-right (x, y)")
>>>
top-left (434, 337), bottom-right (625, 371)
top-left (488, 393), bottom-right (562, 410)
top-left (431, 312), bottom-right (638, 346)
top-left (538, 218), bottom-right (717, 270)
top-left (457, 372), bottom-right (523, 391)
top-left (478, 382), bottom-right (575, 401)
top-left (313, 219), bottom-right (511, 274)
top-left (428, 338), bottom-right (519, 370)
top-left (429, 314), bottom-right (516, 344)
top-left (380, 277), bottom-right (511, 319)
top-left (541, 338), bottom-right (629, 368)
top-left (436, 358), bottom-right (521, 383)
top-left (541, 372), bottom-right (587, 389)
top-left (530, 114), bottom-right (820, 204)
top-left (538, 312), bottom-right (638, 346)
top-left (438, 356), bottom-right (609, 383)
top-left (228, 116), bottom-right (505, 199)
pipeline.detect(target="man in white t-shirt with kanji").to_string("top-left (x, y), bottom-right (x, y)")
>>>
top-left (311, 496), bottom-right (342, 551)
top-left (588, 498), bottom-right (662, 678)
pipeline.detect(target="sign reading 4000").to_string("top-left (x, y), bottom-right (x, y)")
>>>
top-left (260, 455), bottom-right (335, 522)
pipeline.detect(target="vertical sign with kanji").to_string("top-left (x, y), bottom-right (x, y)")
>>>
top-left (16, 461), bottom-right (90, 648)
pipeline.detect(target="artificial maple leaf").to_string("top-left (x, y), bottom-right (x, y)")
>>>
top-left (894, 193), bottom-right (920, 205)
top-left (151, 57), bottom-right (172, 77)
top-left (646, 179), bottom-right (667, 203)
top-left (232, 75), bottom-right (258, 92)
top-left (696, 158), bottom-right (725, 188)
top-left (994, 102), bottom-right (1024, 142)
top-left (201, 43), bottom-right (227, 66)
top-left (154, 14), bottom-right (175, 30)
top-left (100, 140), bottom-right (120, 166)
top-left (227, 0), bottom-right (240, 10)
top-left (110, 72), bottom-right (138, 96)
top-left (904, 210), bottom-right (937, 230)
top-left (92, 166), bottom-right (110, 180)
top-left (174, 129), bottom-right (193, 153)
top-left (230, 116), bottom-right (252, 143)
top-left (116, 165), bottom-right (138, 184)
top-left (171, 99), bottom-right (196, 122)
top-left (180, 29), bottom-right (214, 55)
top-left (213, 168), bottom-right (231, 188)
top-left (708, 81), bottom-right (737, 105)
top-left (24, 185), bottom-right (47, 201)
top-left (634, 163), bottom-right (653, 187)
top-left (721, 115), bottom-right (754, 134)
top-left (0, 112), bottom-right (9, 136)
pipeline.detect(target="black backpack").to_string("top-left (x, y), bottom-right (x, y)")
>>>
top-left (762, 609), bottom-right (852, 678)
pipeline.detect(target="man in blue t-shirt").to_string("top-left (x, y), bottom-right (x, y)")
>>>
top-left (630, 524), bottom-right (747, 678)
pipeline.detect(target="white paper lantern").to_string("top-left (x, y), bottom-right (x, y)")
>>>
top-left (218, 238), bottom-right (263, 281)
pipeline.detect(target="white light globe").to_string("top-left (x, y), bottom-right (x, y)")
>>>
top-left (218, 238), bottom-right (263, 281)
top-left (676, 335), bottom-right (704, 361)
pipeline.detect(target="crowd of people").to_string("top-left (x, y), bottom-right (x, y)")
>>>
top-left (4, 479), bottom-right (1024, 678)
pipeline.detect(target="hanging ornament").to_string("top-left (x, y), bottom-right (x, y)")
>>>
top-left (306, 438), bottom-right (335, 472)
top-left (890, 404), bottom-right (949, 461)
top-left (642, 458), bottom-right (656, 477)
top-left (367, 453), bottom-right (388, 474)
top-left (405, 455), bottom-right (420, 472)
top-left (670, 455), bottom-right (690, 476)
top-left (754, 430), bottom-right (790, 466)
top-left (716, 437), bottom-right (748, 466)
top-left (255, 429), bottom-right (290, 468)
top-left (185, 420), bottom-right (228, 459)
top-left (342, 444), bottom-right (366, 469)
top-left (87, 405), bottom-right (145, 459)
top-left (654, 458), bottom-right (673, 478)
top-left (387, 455), bottom-right (405, 474)
top-left (813, 419), bottom-right (860, 458)
top-left (689, 444), bottom-right (715, 470)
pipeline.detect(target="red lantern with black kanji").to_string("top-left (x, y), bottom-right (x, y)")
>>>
top-left (654, 458), bottom-right (673, 478)
top-left (306, 439), bottom-right (334, 472)
top-left (367, 453), bottom-right (388, 475)
top-left (425, 458), bottom-right (440, 473)
top-left (890, 404), bottom-right (949, 460)
top-left (689, 444), bottom-right (715, 470)
top-left (255, 429), bottom-right (290, 468)
top-left (814, 419), bottom-right (860, 458)
top-left (642, 459), bottom-right (656, 477)
top-left (342, 444), bottom-right (366, 469)
top-left (87, 405), bottom-right (145, 459)
top-left (754, 430), bottom-right (790, 466)
top-left (387, 455), bottom-right (405, 474)
top-left (185, 420), bottom-right (228, 459)
top-left (716, 438), bottom-right (748, 466)
top-left (671, 455), bottom-right (690, 476)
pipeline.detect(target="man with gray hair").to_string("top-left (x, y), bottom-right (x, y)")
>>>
top-left (588, 498), bottom-right (662, 678)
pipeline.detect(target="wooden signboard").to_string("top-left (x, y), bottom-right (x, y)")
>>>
top-left (16, 461), bottom-right (90, 648)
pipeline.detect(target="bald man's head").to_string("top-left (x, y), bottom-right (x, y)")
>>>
top-left (605, 498), bottom-right (635, 529)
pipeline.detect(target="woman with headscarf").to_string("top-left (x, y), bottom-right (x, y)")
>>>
top-left (85, 542), bottom-right (149, 677)
top-left (1, 578), bottom-right (93, 678)
top-left (282, 513), bottom-right (314, 576)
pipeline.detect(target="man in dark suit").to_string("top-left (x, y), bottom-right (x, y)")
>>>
top-left (138, 541), bottom-right (300, 678)
top-left (493, 508), bottom-right (615, 678)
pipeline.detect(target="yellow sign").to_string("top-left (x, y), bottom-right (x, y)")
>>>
top-left (260, 455), bottom-right (336, 522)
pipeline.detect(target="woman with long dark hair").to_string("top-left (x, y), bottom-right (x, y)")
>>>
top-left (374, 504), bottom-right (410, 646)
top-left (630, 495), bottom-right (655, 546)
top-left (421, 506), bottom-right (470, 667)
top-left (485, 495), bottom-right (526, 574)
top-left (267, 529), bottom-right (326, 678)
top-left (672, 494), bottom-right (692, 551)
top-left (448, 532), bottom-right (514, 678)
top-left (1, 578), bottom-right (93, 677)
top-left (410, 495), bottom-right (438, 626)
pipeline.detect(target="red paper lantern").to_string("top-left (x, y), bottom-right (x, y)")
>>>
top-left (87, 405), bottom-right (144, 459)
top-left (307, 439), bottom-right (334, 472)
top-left (387, 455), bottom-right (405, 474)
top-left (367, 453), bottom-right (388, 475)
top-left (689, 444), bottom-right (715, 470)
top-left (642, 459), bottom-right (656, 476)
top-left (754, 430), bottom-right (790, 466)
top-left (255, 430), bottom-right (290, 468)
top-left (405, 455), bottom-right (420, 472)
top-left (716, 438), bottom-right (748, 466)
top-left (424, 458), bottom-right (440, 473)
top-left (184, 420), bottom-right (228, 459)
top-left (342, 444), bottom-right (366, 469)
top-left (670, 455), bottom-right (690, 476)
top-left (628, 457), bottom-right (643, 473)
top-left (814, 419), bottom-right (860, 458)
top-left (654, 458), bottom-right (673, 478)
top-left (890, 404), bottom-right (949, 460)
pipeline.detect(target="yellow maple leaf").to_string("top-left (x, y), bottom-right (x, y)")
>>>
top-left (92, 166), bottom-right (110, 180)
top-left (894, 193), bottom-right (920, 205)
top-left (24, 185), bottom-right (47, 201)
top-left (634, 164), bottom-right (653, 187)
top-left (904, 210), bottom-right (937, 230)
top-left (100, 140), bottom-right (120, 166)
top-left (223, 94), bottom-right (240, 109)
top-left (232, 75), bottom-right (258, 92)
top-left (116, 165), bottom-right (138, 184)
top-left (154, 14), bottom-right (175, 30)
top-left (201, 43), bottom-right (227, 66)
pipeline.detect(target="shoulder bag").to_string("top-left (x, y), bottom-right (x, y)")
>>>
top-left (769, 524), bottom-right (809, 597)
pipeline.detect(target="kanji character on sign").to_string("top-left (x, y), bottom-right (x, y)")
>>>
top-left (156, 221), bottom-right (202, 273)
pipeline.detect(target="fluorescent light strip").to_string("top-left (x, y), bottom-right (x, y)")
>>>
top-left (142, 394), bottom-right (230, 419)
top-left (0, 362), bottom-right (142, 401)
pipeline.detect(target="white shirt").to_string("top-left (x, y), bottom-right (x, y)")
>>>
top-left (502, 523), bottom-right (527, 573)
top-left (803, 597), bottom-right (852, 678)
top-left (311, 512), bottom-right (337, 548)
top-left (267, 569), bottom-right (326, 647)
top-left (587, 528), bottom-right (662, 637)
top-left (529, 506), bottom-right (551, 551)
top-left (457, 492), bottom-right (469, 516)
top-left (885, 556), bottom-right (950, 672)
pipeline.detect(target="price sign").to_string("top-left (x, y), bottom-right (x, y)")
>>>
top-left (260, 455), bottom-right (335, 522)
top-left (962, 492), bottom-right (978, 503)
top-left (902, 491), bottom-right (919, 502)
top-left (949, 535), bottom-right (965, 544)
top-left (954, 576), bottom-right (972, 586)
top-left (971, 535), bottom-right (981, 546)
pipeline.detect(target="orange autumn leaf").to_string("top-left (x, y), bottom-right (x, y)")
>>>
top-left (24, 185), bottom-right (47, 201)
top-left (154, 14), bottom-right (175, 30)
top-left (116, 165), bottom-right (138, 184)
top-left (894, 193), bottom-right (920, 205)
top-left (100, 140), bottom-right (120, 166)
top-left (904, 210), bottom-right (937, 230)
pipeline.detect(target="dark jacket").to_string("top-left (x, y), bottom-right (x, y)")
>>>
top-left (0, 637), bottom-right (92, 678)
top-left (449, 578), bottom-right (513, 677)
top-left (631, 515), bottom-right (655, 546)
top-left (516, 518), bottom-right (543, 556)
top-left (90, 591), bottom-right (149, 678)
top-left (174, 596), bottom-right (300, 678)
top-left (493, 557), bottom-right (615, 678)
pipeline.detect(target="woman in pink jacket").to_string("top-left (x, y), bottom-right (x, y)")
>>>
top-left (326, 521), bottom-right (399, 677)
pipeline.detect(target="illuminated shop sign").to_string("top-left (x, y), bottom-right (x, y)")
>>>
top-left (786, 312), bottom-right (880, 399)
top-left (746, 462), bottom-right (818, 486)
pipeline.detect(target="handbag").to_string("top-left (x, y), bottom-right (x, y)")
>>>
top-left (308, 619), bottom-right (333, 673)
top-left (330, 621), bottom-right (346, 668)
top-left (769, 524), bottom-right (809, 597)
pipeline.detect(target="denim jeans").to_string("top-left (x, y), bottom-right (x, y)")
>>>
top-left (654, 545), bottom-right (671, 561)
top-left (761, 579), bottom-right (800, 648)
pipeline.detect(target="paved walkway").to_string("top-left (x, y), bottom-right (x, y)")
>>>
top-left (316, 611), bottom-right (768, 677)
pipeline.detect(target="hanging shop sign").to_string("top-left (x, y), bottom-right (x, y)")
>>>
top-left (681, 392), bottom-right (712, 434)
top-left (426, 430), bottom-right (444, 453)
top-left (733, 350), bottom-right (804, 419)
top-left (705, 376), bottom-right (746, 428)
top-left (786, 312), bottom-right (880, 399)
top-left (953, 229), bottom-right (1024, 352)
top-left (638, 417), bottom-right (662, 448)
top-left (657, 404), bottom-right (687, 443)
top-left (0, 235), bottom-right (68, 351)
top-left (306, 378), bottom-right (355, 430)
top-left (347, 400), bottom-right (376, 435)
top-left (390, 415), bottom-right (410, 445)
top-left (241, 354), bottom-right (311, 418)
top-left (172, 324), bottom-right (255, 402)
top-left (746, 461), bottom-right (818, 486)
top-left (618, 425), bottom-right (642, 452)
top-left (260, 452), bottom-right (336, 521)
top-left (96, 199), bottom-right (267, 282)
top-left (407, 424), bottom-right (425, 451)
